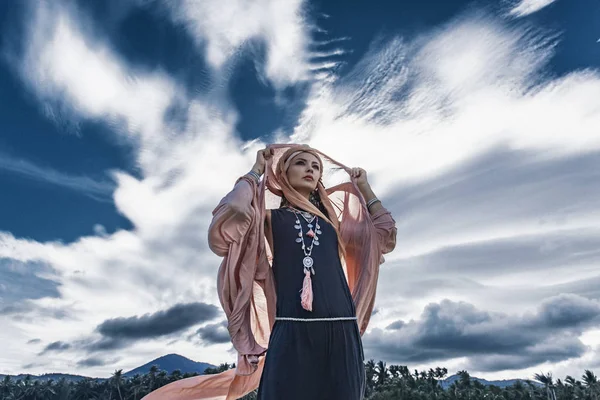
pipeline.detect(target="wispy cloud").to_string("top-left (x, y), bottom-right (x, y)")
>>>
top-left (290, 12), bottom-right (600, 378)
top-left (1, 0), bottom-right (599, 381)
top-left (0, 151), bottom-right (114, 201)
top-left (156, 0), bottom-right (344, 87)
top-left (16, 0), bottom-right (177, 175)
top-left (509, 0), bottom-right (558, 17)
top-left (39, 340), bottom-right (71, 355)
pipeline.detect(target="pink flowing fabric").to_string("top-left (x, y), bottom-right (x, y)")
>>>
top-left (142, 144), bottom-right (397, 400)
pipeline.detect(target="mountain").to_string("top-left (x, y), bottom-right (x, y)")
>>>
top-left (123, 354), bottom-right (215, 377)
top-left (0, 373), bottom-right (95, 382)
top-left (0, 354), bottom-right (215, 382)
top-left (440, 374), bottom-right (539, 389)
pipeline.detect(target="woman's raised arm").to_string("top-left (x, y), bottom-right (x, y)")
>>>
top-left (208, 147), bottom-right (273, 257)
top-left (208, 176), bottom-right (257, 257)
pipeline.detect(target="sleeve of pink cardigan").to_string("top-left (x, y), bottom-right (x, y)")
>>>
top-left (370, 207), bottom-right (397, 256)
top-left (208, 177), bottom-right (256, 257)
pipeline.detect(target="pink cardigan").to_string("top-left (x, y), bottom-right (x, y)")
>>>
top-left (143, 175), bottom-right (397, 400)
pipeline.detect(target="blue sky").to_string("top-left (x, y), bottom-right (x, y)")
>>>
top-left (1, 0), bottom-right (600, 380)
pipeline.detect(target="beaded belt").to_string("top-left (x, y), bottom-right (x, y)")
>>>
top-left (275, 316), bottom-right (357, 322)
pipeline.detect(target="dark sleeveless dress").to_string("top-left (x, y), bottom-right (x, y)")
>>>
top-left (257, 207), bottom-right (366, 400)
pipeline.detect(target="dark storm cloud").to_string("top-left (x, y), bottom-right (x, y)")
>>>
top-left (39, 341), bottom-right (71, 355)
top-left (96, 302), bottom-right (220, 340)
top-left (81, 336), bottom-right (128, 352)
top-left (62, 302), bottom-right (221, 355)
top-left (363, 294), bottom-right (600, 372)
top-left (76, 357), bottom-right (110, 368)
top-left (196, 320), bottom-right (230, 344)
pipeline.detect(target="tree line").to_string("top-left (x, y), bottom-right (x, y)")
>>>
top-left (1, 360), bottom-right (598, 399)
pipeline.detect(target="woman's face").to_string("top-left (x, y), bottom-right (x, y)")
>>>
top-left (286, 152), bottom-right (322, 195)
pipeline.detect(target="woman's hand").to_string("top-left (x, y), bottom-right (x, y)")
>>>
top-left (352, 167), bottom-right (382, 213)
top-left (252, 147), bottom-right (274, 175)
top-left (350, 167), bottom-right (369, 188)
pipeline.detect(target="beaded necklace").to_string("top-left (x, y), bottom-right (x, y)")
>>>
top-left (285, 206), bottom-right (323, 311)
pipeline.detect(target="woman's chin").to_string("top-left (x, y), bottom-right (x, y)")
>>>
top-left (292, 181), bottom-right (315, 192)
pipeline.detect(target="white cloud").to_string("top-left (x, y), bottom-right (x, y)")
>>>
top-left (1, 0), bottom-right (600, 382)
top-left (294, 15), bottom-right (600, 209)
top-left (157, 0), bottom-right (342, 87)
top-left (290, 13), bottom-right (600, 378)
top-left (1, 0), bottom-right (264, 376)
top-left (18, 0), bottom-right (177, 176)
top-left (509, 0), bottom-right (558, 17)
top-left (0, 151), bottom-right (114, 201)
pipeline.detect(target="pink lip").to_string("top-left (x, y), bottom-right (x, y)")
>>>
top-left (303, 176), bottom-right (314, 181)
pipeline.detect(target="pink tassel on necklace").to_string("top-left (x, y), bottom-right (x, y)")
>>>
top-left (300, 270), bottom-right (314, 311)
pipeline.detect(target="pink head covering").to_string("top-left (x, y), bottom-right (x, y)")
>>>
top-left (268, 145), bottom-right (346, 257)
top-left (267, 145), bottom-right (352, 311)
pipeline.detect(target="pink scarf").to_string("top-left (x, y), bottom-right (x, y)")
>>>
top-left (142, 144), bottom-right (397, 400)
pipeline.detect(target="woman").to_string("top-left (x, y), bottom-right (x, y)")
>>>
top-left (142, 144), bottom-right (397, 400)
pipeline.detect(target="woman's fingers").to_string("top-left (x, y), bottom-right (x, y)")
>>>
top-left (350, 167), bottom-right (364, 178)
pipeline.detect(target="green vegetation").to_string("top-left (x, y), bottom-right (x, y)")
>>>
top-left (1, 361), bottom-right (598, 399)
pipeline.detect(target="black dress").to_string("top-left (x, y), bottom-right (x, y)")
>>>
top-left (257, 207), bottom-right (366, 400)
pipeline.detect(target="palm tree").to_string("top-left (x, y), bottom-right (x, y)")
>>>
top-left (111, 369), bottom-right (124, 400)
top-left (534, 372), bottom-right (556, 400)
top-left (73, 378), bottom-right (95, 400)
top-left (0, 376), bottom-right (12, 398)
top-left (39, 379), bottom-right (57, 399)
top-left (147, 365), bottom-right (159, 392)
top-left (169, 369), bottom-right (182, 382)
top-left (458, 370), bottom-right (471, 388)
top-left (510, 379), bottom-right (527, 399)
top-left (55, 377), bottom-right (72, 400)
top-left (388, 365), bottom-right (400, 379)
top-left (156, 370), bottom-right (168, 389)
top-left (364, 359), bottom-right (377, 397)
top-left (583, 370), bottom-right (599, 400)
top-left (375, 361), bottom-right (389, 386)
top-left (129, 374), bottom-right (147, 400)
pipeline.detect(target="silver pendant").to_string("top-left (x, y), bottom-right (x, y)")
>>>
top-left (295, 224), bottom-right (301, 229)
top-left (303, 256), bottom-right (314, 268)
top-left (296, 238), bottom-right (302, 243)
